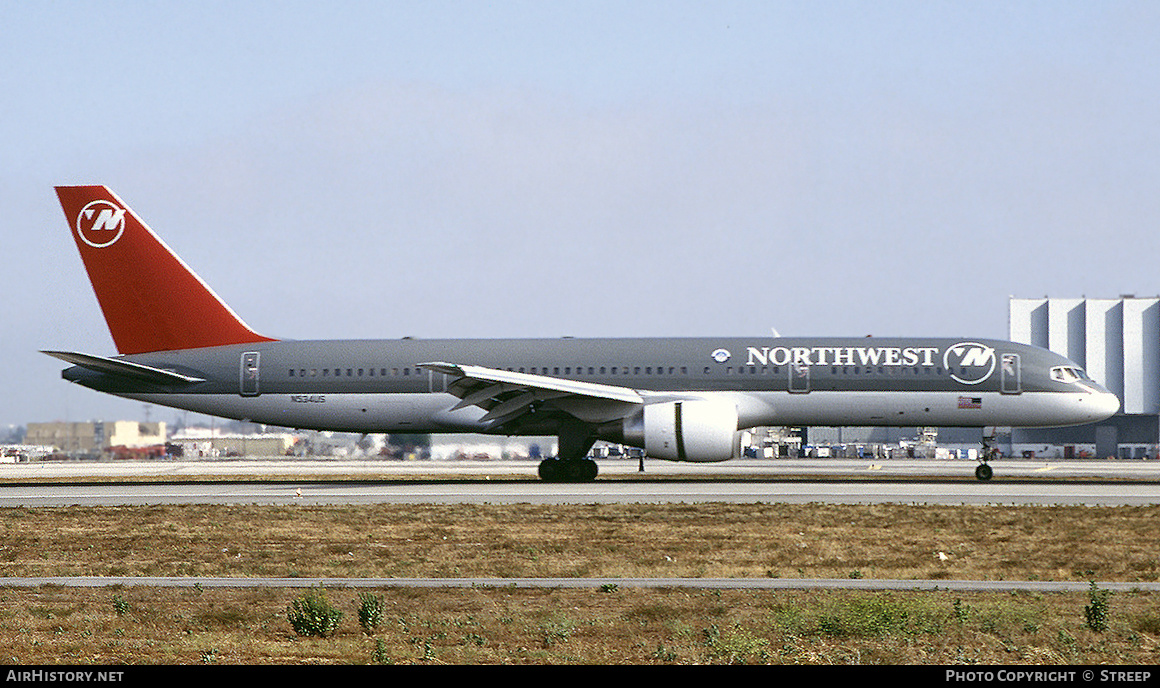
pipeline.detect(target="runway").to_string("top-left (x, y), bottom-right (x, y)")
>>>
top-left (2, 457), bottom-right (1159, 506)
top-left (8, 456), bottom-right (1160, 481)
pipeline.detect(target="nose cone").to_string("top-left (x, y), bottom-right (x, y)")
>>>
top-left (1079, 384), bottom-right (1121, 423)
top-left (1091, 389), bottom-right (1121, 420)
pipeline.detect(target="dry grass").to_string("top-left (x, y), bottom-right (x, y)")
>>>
top-left (1, 502), bottom-right (1158, 581)
top-left (2, 501), bottom-right (1160, 664)
top-left (4, 585), bottom-right (1160, 664)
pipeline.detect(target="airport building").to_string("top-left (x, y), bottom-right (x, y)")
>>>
top-left (24, 421), bottom-right (167, 456)
top-left (1008, 296), bottom-right (1159, 459)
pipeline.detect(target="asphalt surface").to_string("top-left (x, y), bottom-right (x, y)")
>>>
top-left (2, 457), bottom-right (1159, 507)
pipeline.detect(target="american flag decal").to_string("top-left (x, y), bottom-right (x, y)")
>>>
top-left (958, 396), bottom-right (982, 409)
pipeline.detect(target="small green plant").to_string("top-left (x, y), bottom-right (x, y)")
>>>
top-left (371, 638), bottom-right (392, 664)
top-left (111, 594), bottom-right (129, 617)
top-left (541, 616), bottom-right (575, 647)
top-left (599, 583), bottom-right (619, 593)
top-left (287, 587), bottom-right (344, 637)
top-left (1084, 581), bottom-right (1111, 632)
top-left (702, 622), bottom-right (770, 664)
top-left (356, 591), bottom-right (384, 635)
top-left (953, 598), bottom-right (971, 624)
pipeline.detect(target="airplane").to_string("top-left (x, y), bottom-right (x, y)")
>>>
top-left (46, 185), bottom-right (1121, 482)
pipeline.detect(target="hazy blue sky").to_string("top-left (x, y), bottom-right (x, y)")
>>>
top-left (3, 1), bottom-right (1158, 429)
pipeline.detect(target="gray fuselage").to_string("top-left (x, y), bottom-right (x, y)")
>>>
top-left (60, 336), bottom-right (1121, 448)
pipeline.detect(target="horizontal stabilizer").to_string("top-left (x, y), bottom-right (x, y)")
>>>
top-left (42, 350), bottom-right (205, 385)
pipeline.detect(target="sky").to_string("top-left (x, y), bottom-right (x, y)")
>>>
top-left (2, 1), bottom-right (1159, 430)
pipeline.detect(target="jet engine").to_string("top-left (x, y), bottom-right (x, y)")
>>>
top-left (619, 399), bottom-right (740, 462)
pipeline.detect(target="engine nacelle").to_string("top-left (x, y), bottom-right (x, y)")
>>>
top-left (623, 399), bottom-right (740, 462)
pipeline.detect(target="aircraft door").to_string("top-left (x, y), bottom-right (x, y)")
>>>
top-left (789, 363), bottom-right (810, 394)
top-left (240, 351), bottom-right (261, 397)
top-left (1000, 353), bottom-right (1021, 394)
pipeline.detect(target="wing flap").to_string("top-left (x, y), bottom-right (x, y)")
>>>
top-left (422, 362), bottom-right (644, 404)
top-left (419, 361), bottom-right (643, 430)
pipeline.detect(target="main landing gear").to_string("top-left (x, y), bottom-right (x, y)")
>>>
top-left (537, 421), bottom-right (600, 483)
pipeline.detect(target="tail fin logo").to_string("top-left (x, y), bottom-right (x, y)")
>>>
top-left (75, 200), bottom-right (126, 248)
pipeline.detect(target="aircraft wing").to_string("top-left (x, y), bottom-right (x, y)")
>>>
top-left (419, 362), bottom-right (643, 428)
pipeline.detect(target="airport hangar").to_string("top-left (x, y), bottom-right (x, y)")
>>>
top-left (1006, 296), bottom-right (1158, 460)
top-left (809, 296), bottom-right (1159, 461)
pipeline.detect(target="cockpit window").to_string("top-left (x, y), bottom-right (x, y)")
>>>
top-left (1050, 366), bottom-right (1089, 383)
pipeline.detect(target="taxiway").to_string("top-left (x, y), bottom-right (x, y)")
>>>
top-left (2, 458), bottom-right (1158, 507)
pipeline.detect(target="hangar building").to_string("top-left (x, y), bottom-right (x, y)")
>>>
top-left (1008, 296), bottom-right (1159, 459)
top-left (25, 421), bottom-right (167, 456)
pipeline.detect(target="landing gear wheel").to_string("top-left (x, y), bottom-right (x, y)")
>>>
top-left (568, 459), bottom-right (598, 482)
top-left (538, 458), bottom-right (599, 483)
top-left (975, 463), bottom-right (993, 481)
top-left (538, 458), bottom-right (560, 482)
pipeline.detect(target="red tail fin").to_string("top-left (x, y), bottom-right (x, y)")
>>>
top-left (55, 185), bottom-right (276, 354)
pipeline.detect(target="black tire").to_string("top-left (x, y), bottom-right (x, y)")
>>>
top-left (538, 459), bottom-right (561, 482)
top-left (975, 463), bottom-right (993, 481)
top-left (569, 459), bottom-right (598, 482)
top-left (539, 458), bottom-right (598, 482)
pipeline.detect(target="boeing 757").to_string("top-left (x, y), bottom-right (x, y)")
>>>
top-left (46, 185), bottom-right (1120, 481)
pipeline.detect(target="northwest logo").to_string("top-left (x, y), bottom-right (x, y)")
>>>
top-left (75, 200), bottom-right (126, 248)
top-left (943, 342), bottom-right (996, 385)
top-left (736, 341), bottom-right (999, 386)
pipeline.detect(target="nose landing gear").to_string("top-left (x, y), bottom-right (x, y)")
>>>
top-left (975, 431), bottom-right (1000, 481)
